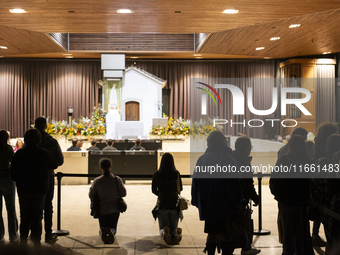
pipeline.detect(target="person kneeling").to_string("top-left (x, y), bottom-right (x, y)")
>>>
top-left (89, 158), bottom-right (127, 244)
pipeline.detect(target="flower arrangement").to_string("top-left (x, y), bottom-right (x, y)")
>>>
top-left (45, 104), bottom-right (107, 138)
top-left (149, 114), bottom-right (221, 138)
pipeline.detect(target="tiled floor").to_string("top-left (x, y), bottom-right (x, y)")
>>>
top-left (0, 184), bottom-right (326, 255)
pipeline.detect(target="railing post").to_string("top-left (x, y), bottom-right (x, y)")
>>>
top-left (253, 173), bottom-right (271, 236)
top-left (52, 172), bottom-right (70, 236)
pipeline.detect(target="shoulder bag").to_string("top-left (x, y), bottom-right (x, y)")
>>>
top-left (115, 176), bottom-right (127, 213)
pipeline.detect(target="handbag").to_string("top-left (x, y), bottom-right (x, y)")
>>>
top-left (177, 173), bottom-right (189, 211)
top-left (115, 176), bottom-right (127, 213)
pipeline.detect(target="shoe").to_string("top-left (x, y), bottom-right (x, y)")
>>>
top-left (100, 227), bottom-right (114, 244)
top-left (45, 233), bottom-right (58, 243)
top-left (241, 248), bottom-right (261, 255)
top-left (162, 226), bottom-right (172, 245)
top-left (173, 228), bottom-right (182, 244)
top-left (312, 235), bottom-right (327, 247)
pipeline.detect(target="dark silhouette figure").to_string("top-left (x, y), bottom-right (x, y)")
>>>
top-left (0, 130), bottom-right (19, 243)
top-left (232, 137), bottom-right (260, 255)
top-left (270, 135), bottom-right (314, 255)
top-left (130, 139), bottom-right (145, 151)
top-left (87, 139), bottom-right (100, 152)
top-left (10, 128), bottom-right (57, 246)
top-left (152, 153), bottom-right (182, 245)
top-left (35, 117), bottom-right (64, 243)
top-left (191, 131), bottom-right (245, 255)
top-left (278, 127), bottom-right (308, 158)
top-left (101, 139), bottom-right (118, 151)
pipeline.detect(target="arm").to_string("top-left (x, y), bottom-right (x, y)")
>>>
top-left (89, 180), bottom-right (97, 199)
top-left (53, 139), bottom-right (64, 167)
top-left (178, 172), bottom-right (183, 193)
top-left (117, 176), bottom-right (127, 197)
top-left (10, 152), bottom-right (20, 182)
top-left (151, 173), bottom-right (159, 196)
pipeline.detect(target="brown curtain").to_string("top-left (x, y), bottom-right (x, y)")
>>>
top-left (127, 60), bottom-right (275, 138)
top-left (316, 64), bottom-right (336, 127)
top-left (0, 59), bottom-right (101, 137)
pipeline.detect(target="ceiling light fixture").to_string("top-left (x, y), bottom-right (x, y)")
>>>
top-left (63, 53), bottom-right (73, 56)
top-left (194, 54), bottom-right (202, 56)
top-left (130, 56), bottom-right (139, 59)
top-left (0, 46), bottom-right (8, 49)
top-left (289, 24), bottom-right (301, 28)
top-left (65, 56), bottom-right (74, 58)
top-left (270, 37), bottom-right (281, 41)
top-left (117, 9), bottom-right (133, 13)
top-left (323, 52), bottom-right (331, 55)
top-left (195, 57), bottom-right (204, 59)
top-left (256, 47), bottom-right (265, 51)
top-left (9, 9), bottom-right (26, 13)
top-left (223, 9), bottom-right (238, 14)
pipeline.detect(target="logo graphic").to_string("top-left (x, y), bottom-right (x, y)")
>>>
top-left (196, 82), bottom-right (223, 107)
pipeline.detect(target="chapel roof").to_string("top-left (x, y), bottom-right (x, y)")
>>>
top-left (125, 66), bottom-right (167, 88)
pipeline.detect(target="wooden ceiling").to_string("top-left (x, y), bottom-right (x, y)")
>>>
top-left (0, 1), bottom-right (340, 59)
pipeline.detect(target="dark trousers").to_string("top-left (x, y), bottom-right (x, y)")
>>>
top-left (18, 193), bottom-right (46, 244)
top-left (279, 203), bottom-right (314, 255)
top-left (44, 176), bottom-right (54, 235)
top-left (99, 213), bottom-right (120, 233)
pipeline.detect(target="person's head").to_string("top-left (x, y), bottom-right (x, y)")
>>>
top-left (326, 134), bottom-right (340, 156)
top-left (24, 128), bottom-right (42, 147)
top-left (159, 153), bottom-right (176, 173)
top-left (106, 139), bottom-right (113, 146)
top-left (0, 130), bottom-right (9, 150)
top-left (15, 139), bottom-right (23, 149)
top-left (72, 138), bottom-right (78, 147)
top-left (235, 137), bottom-right (252, 156)
top-left (91, 139), bottom-right (97, 147)
top-left (207, 131), bottom-right (228, 148)
top-left (34, 117), bottom-right (47, 132)
top-left (285, 135), bottom-right (291, 142)
top-left (288, 135), bottom-right (307, 157)
top-left (135, 139), bottom-right (141, 146)
top-left (99, 158), bottom-right (112, 176)
top-left (316, 122), bottom-right (338, 139)
top-left (76, 141), bottom-right (83, 148)
top-left (305, 140), bottom-right (315, 160)
top-left (292, 127), bottom-right (308, 140)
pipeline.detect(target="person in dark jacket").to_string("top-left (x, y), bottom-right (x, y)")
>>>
top-left (102, 139), bottom-right (118, 151)
top-left (0, 130), bottom-right (19, 243)
top-left (130, 139), bottom-right (145, 151)
top-left (270, 135), bottom-right (314, 255)
top-left (191, 131), bottom-right (245, 255)
top-left (232, 137), bottom-right (260, 255)
top-left (35, 117), bottom-right (64, 243)
top-left (277, 127), bottom-right (308, 158)
top-left (67, 138), bottom-right (81, 151)
top-left (152, 153), bottom-right (182, 245)
top-left (89, 158), bottom-right (126, 244)
top-left (10, 128), bottom-right (57, 246)
top-left (87, 139), bottom-right (100, 152)
top-left (312, 122), bottom-right (338, 247)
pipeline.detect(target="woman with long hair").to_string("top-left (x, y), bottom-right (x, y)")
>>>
top-left (0, 130), bottom-right (19, 243)
top-left (89, 158), bottom-right (126, 244)
top-left (152, 153), bottom-right (182, 245)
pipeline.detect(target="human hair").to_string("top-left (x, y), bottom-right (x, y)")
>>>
top-left (34, 117), bottom-right (47, 132)
top-left (158, 153), bottom-right (177, 180)
top-left (326, 134), bottom-right (340, 156)
top-left (235, 137), bottom-right (251, 152)
top-left (305, 140), bottom-right (315, 160)
top-left (288, 135), bottom-right (308, 158)
top-left (135, 139), bottom-right (141, 146)
top-left (15, 139), bottom-right (23, 148)
top-left (106, 139), bottom-right (113, 146)
top-left (207, 131), bottom-right (228, 148)
top-left (292, 127), bottom-right (308, 140)
top-left (72, 138), bottom-right (78, 147)
top-left (99, 158), bottom-right (112, 176)
top-left (316, 122), bottom-right (338, 139)
top-left (0, 130), bottom-right (9, 151)
top-left (91, 139), bottom-right (97, 146)
top-left (24, 128), bottom-right (42, 146)
top-left (76, 141), bottom-right (83, 148)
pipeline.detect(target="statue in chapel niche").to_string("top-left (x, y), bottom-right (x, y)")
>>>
top-left (109, 83), bottom-right (118, 110)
